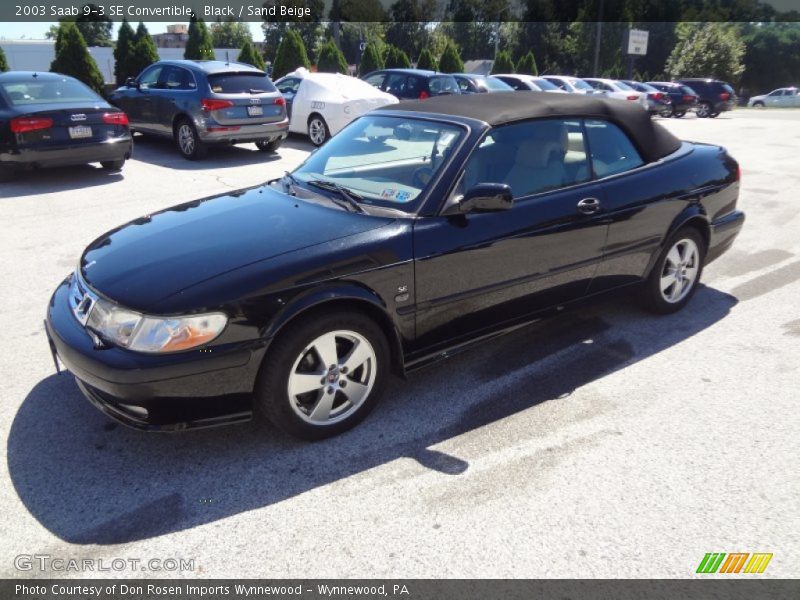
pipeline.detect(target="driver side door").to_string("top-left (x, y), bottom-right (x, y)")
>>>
top-left (411, 119), bottom-right (610, 353)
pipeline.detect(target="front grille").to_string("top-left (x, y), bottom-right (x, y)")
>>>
top-left (67, 270), bottom-right (99, 326)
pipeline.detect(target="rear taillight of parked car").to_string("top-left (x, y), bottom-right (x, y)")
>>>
top-left (10, 116), bottom-right (54, 133)
top-left (273, 97), bottom-right (286, 106)
top-left (201, 99), bottom-right (235, 111)
top-left (683, 94), bottom-right (695, 102)
top-left (102, 112), bottom-right (129, 126)
top-left (720, 92), bottom-right (731, 101)
top-left (626, 95), bottom-right (639, 101)
top-left (419, 91), bottom-right (430, 100)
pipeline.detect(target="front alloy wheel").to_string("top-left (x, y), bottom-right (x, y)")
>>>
top-left (696, 102), bottom-right (712, 118)
top-left (287, 330), bottom-right (377, 425)
top-left (256, 310), bottom-right (389, 439)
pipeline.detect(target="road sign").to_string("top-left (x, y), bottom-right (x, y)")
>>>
top-left (627, 29), bottom-right (649, 56)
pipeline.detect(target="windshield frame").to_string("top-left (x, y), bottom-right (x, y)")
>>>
top-left (289, 113), bottom-right (472, 217)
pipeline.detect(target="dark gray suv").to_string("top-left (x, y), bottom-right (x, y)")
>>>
top-left (110, 60), bottom-right (289, 159)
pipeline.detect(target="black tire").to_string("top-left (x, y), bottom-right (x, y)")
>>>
top-left (672, 110), bottom-right (686, 118)
top-left (174, 119), bottom-right (207, 160)
top-left (640, 227), bottom-right (706, 315)
top-left (696, 101), bottom-right (712, 118)
top-left (256, 139), bottom-right (282, 153)
top-left (100, 158), bottom-right (125, 171)
top-left (709, 111), bottom-right (720, 118)
top-left (255, 310), bottom-right (390, 440)
top-left (307, 114), bottom-right (330, 147)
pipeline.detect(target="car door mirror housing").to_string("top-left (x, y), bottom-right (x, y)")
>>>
top-left (125, 77), bottom-right (137, 88)
top-left (448, 183), bottom-right (514, 215)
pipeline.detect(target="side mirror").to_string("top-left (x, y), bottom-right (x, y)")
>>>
top-left (125, 77), bottom-right (137, 88)
top-left (448, 183), bottom-right (513, 215)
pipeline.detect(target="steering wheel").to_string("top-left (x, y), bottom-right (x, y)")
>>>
top-left (412, 167), bottom-right (434, 189)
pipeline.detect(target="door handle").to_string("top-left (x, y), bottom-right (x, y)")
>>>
top-left (577, 197), bottom-right (601, 215)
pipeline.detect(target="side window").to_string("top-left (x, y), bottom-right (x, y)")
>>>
top-left (277, 78), bottom-right (300, 94)
top-left (362, 72), bottom-right (386, 89)
top-left (459, 119), bottom-right (590, 200)
top-left (456, 78), bottom-right (471, 93)
top-left (584, 119), bottom-right (644, 178)
top-left (550, 78), bottom-right (568, 91)
top-left (138, 66), bottom-right (162, 89)
top-left (384, 73), bottom-right (408, 97)
top-left (162, 66), bottom-right (195, 90)
top-left (406, 75), bottom-right (423, 97)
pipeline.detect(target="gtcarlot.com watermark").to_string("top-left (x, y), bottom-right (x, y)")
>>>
top-left (15, 554), bottom-right (195, 573)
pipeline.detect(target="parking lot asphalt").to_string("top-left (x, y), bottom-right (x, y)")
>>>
top-left (1, 110), bottom-right (799, 579)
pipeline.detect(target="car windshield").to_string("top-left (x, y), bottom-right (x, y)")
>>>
top-left (570, 78), bottom-right (594, 91)
top-left (292, 115), bottom-right (465, 211)
top-left (614, 80), bottom-right (634, 91)
top-left (531, 78), bottom-right (559, 91)
top-left (0, 78), bottom-right (99, 106)
top-left (207, 72), bottom-right (277, 94)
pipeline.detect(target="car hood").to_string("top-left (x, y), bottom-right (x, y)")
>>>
top-left (80, 185), bottom-right (394, 312)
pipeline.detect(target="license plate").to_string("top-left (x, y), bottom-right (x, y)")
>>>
top-left (247, 105), bottom-right (263, 117)
top-left (69, 125), bottom-right (92, 139)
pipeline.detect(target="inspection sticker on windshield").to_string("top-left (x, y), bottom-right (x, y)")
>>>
top-left (381, 188), bottom-right (410, 202)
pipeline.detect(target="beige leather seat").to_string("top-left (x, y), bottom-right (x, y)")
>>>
top-left (503, 121), bottom-right (568, 197)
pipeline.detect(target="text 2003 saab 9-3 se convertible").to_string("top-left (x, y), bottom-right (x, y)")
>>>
top-left (45, 94), bottom-right (744, 440)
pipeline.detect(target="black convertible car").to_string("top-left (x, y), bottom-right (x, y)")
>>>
top-left (46, 93), bottom-right (744, 439)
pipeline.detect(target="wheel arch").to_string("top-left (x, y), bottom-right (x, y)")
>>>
top-left (261, 284), bottom-right (406, 378)
top-left (644, 207), bottom-right (711, 278)
top-left (171, 113), bottom-right (194, 136)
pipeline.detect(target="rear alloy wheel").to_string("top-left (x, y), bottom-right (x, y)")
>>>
top-left (696, 101), bottom-right (712, 118)
top-left (308, 115), bottom-right (330, 146)
top-left (659, 107), bottom-right (674, 118)
top-left (256, 139), bottom-right (282, 153)
top-left (175, 119), bottom-right (207, 160)
top-left (256, 311), bottom-right (389, 440)
top-left (641, 228), bottom-right (705, 314)
top-left (100, 158), bottom-right (125, 171)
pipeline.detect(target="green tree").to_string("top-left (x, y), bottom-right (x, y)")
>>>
top-left (237, 40), bottom-right (266, 70)
top-left (261, 0), bottom-right (324, 62)
top-left (383, 45), bottom-right (411, 68)
top-left (416, 47), bottom-right (436, 70)
top-left (211, 20), bottom-right (252, 48)
top-left (127, 25), bottom-right (159, 79)
top-left (113, 19), bottom-right (135, 85)
top-left (516, 51), bottom-right (538, 75)
top-left (359, 42), bottom-right (384, 75)
top-left (272, 29), bottom-right (311, 79)
top-left (491, 50), bottom-right (515, 74)
top-left (50, 22), bottom-right (104, 94)
top-left (666, 23), bottom-right (745, 84)
top-left (185, 15), bottom-right (215, 60)
top-left (0, 46), bottom-right (8, 72)
top-left (438, 41), bottom-right (464, 73)
top-left (316, 39), bottom-right (349, 74)
top-left (385, 0), bottom-right (436, 60)
top-left (741, 23), bottom-right (800, 95)
top-left (75, 5), bottom-right (113, 46)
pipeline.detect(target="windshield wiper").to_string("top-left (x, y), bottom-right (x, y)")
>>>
top-left (307, 179), bottom-right (366, 214)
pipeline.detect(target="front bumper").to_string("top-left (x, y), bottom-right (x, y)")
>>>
top-left (707, 210), bottom-right (745, 264)
top-left (45, 276), bottom-right (264, 431)
top-left (1, 136), bottom-right (132, 170)
top-left (199, 118), bottom-right (290, 145)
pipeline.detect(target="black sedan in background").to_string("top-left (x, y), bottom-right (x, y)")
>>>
top-left (0, 72), bottom-right (132, 181)
top-left (46, 93), bottom-right (744, 440)
top-left (646, 82), bottom-right (699, 118)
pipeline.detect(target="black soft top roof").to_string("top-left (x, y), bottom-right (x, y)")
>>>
top-left (378, 92), bottom-right (682, 163)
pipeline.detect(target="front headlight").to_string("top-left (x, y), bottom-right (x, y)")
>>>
top-left (86, 297), bottom-right (227, 354)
